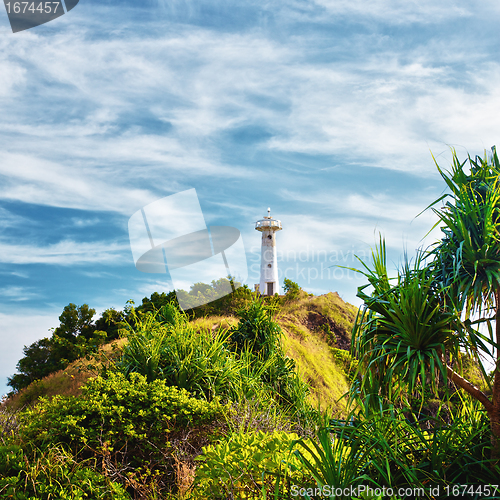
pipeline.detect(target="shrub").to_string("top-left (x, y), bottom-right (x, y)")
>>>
top-left (294, 404), bottom-right (499, 498)
top-left (193, 430), bottom-right (312, 499)
top-left (229, 298), bottom-right (282, 359)
top-left (119, 302), bottom-right (311, 420)
top-left (229, 299), bottom-right (311, 415)
top-left (119, 307), bottom-right (245, 400)
top-left (19, 372), bottom-right (225, 460)
top-left (118, 308), bottom-right (174, 383)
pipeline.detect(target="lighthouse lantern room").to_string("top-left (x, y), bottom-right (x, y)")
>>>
top-left (255, 208), bottom-right (282, 295)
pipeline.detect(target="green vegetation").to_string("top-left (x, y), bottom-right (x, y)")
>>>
top-left (118, 300), bottom-right (311, 422)
top-left (193, 430), bottom-right (310, 498)
top-left (6, 279), bottom-right (251, 395)
top-left (350, 148), bottom-right (500, 463)
top-left (7, 303), bottom-right (124, 392)
top-left (283, 277), bottom-right (302, 301)
top-left (19, 373), bottom-right (224, 454)
top-left (141, 278), bottom-right (254, 318)
top-left (4, 149), bottom-right (500, 498)
top-left (0, 445), bottom-right (129, 500)
top-left (2, 294), bottom-right (345, 498)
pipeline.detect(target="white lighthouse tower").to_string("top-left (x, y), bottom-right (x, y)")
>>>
top-left (255, 208), bottom-right (282, 296)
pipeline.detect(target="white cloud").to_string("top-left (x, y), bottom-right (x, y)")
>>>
top-left (0, 0), bottom-right (498, 346)
top-left (0, 61), bottom-right (26, 97)
top-left (71, 217), bottom-right (101, 228)
top-left (279, 188), bottom-right (438, 222)
top-left (0, 239), bottom-right (130, 265)
top-left (0, 151), bottom-right (158, 214)
top-left (308, 0), bottom-right (476, 23)
top-left (0, 206), bottom-right (28, 228)
top-left (0, 12), bottom-right (498, 223)
top-left (266, 57), bottom-right (500, 173)
top-left (0, 286), bottom-right (40, 300)
top-left (136, 280), bottom-right (174, 297)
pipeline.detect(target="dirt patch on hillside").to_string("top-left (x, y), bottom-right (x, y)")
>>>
top-left (304, 311), bottom-right (351, 350)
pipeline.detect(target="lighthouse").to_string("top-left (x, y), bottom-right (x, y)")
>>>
top-left (255, 208), bottom-right (282, 296)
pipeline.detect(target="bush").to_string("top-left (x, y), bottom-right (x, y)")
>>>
top-left (119, 302), bottom-right (311, 419)
top-left (119, 306), bottom-right (246, 400)
top-left (296, 405), bottom-right (499, 497)
top-left (229, 299), bottom-right (311, 415)
top-left (19, 372), bottom-right (225, 461)
top-left (16, 372), bottom-right (226, 496)
top-left (229, 297), bottom-right (282, 359)
top-left (193, 430), bottom-right (312, 499)
top-left (18, 379), bottom-right (49, 407)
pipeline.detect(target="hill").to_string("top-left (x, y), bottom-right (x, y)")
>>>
top-left (277, 291), bottom-right (357, 409)
top-left (4, 291), bottom-right (357, 414)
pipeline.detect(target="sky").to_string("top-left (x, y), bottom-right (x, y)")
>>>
top-left (0, 0), bottom-right (499, 396)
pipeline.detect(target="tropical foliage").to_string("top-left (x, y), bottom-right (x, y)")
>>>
top-left (193, 430), bottom-right (311, 499)
top-left (4, 147), bottom-right (500, 499)
top-left (0, 445), bottom-right (129, 500)
top-left (350, 147), bottom-right (500, 462)
top-left (118, 300), bottom-right (311, 416)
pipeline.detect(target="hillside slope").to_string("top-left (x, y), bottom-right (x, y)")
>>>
top-left (278, 292), bottom-right (357, 410)
top-left (5, 292), bottom-right (358, 414)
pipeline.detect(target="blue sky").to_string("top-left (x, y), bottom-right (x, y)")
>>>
top-left (0, 0), bottom-right (499, 395)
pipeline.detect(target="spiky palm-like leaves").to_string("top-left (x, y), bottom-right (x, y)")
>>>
top-left (350, 238), bottom-right (458, 410)
top-left (430, 149), bottom-right (500, 316)
top-left (291, 404), bottom-right (497, 498)
top-left (428, 148), bottom-right (500, 459)
top-left (351, 148), bottom-right (500, 461)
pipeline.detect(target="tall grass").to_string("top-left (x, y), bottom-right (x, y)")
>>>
top-left (119, 307), bottom-right (242, 400)
top-left (117, 301), bottom-right (312, 422)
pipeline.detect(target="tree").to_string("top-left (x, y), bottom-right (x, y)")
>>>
top-left (7, 337), bottom-right (59, 391)
top-left (283, 278), bottom-right (301, 301)
top-left (351, 148), bottom-right (500, 460)
top-left (51, 303), bottom-right (102, 365)
top-left (429, 148), bottom-right (500, 458)
top-left (8, 303), bottom-right (111, 393)
top-left (138, 291), bottom-right (178, 314)
top-left (94, 308), bottom-right (126, 341)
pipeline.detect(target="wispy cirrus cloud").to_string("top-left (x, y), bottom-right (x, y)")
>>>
top-left (0, 207), bottom-right (28, 228)
top-left (0, 239), bottom-right (130, 265)
top-left (0, 8), bottom-right (498, 220)
top-left (306, 0), bottom-right (475, 23)
top-left (150, 0), bottom-right (491, 26)
top-left (0, 285), bottom-right (40, 301)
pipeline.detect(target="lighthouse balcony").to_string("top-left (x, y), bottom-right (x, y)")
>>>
top-left (255, 219), bottom-right (282, 230)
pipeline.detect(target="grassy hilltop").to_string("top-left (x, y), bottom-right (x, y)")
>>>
top-left (5, 289), bottom-right (357, 415)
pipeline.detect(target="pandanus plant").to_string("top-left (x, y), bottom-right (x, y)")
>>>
top-left (351, 147), bottom-right (500, 462)
top-left (429, 148), bottom-right (500, 459)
